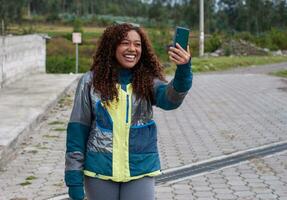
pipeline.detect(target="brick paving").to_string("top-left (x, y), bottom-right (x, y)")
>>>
top-left (156, 74), bottom-right (287, 170)
top-left (156, 152), bottom-right (287, 200)
top-left (0, 63), bottom-right (287, 200)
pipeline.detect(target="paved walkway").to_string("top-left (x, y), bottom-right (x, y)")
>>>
top-left (0, 63), bottom-right (287, 200)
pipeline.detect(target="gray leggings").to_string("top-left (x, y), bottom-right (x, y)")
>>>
top-left (84, 176), bottom-right (155, 200)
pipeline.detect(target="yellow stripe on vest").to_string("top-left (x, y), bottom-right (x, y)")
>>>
top-left (105, 84), bottom-right (133, 181)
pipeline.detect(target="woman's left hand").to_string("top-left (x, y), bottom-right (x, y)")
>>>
top-left (168, 43), bottom-right (191, 65)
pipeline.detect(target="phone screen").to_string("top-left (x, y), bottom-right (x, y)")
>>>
top-left (173, 26), bottom-right (190, 50)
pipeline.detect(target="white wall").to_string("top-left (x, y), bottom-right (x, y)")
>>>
top-left (0, 34), bottom-right (46, 87)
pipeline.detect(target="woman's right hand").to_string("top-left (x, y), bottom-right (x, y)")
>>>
top-left (168, 43), bottom-right (191, 66)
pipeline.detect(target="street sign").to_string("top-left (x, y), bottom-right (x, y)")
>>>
top-left (72, 32), bottom-right (82, 44)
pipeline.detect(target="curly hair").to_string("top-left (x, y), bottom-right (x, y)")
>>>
top-left (90, 23), bottom-right (166, 104)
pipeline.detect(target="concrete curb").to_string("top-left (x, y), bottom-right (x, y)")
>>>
top-left (0, 74), bottom-right (81, 169)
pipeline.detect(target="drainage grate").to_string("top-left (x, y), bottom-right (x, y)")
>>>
top-left (155, 141), bottom-right (287, 185)
top-left (47, 142), bottom-right (287, 199)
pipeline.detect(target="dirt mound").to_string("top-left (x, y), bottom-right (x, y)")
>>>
top-left (211, 39), bottom-right (269, 56)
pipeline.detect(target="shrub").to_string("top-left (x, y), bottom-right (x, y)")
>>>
top-left (47, 37), bottom-right (74, 56)
top-left (148, 28), bottom-right (172, 62)
top-left (73, 18), bottom-right (84, 33)
top-left (255, 34), bottom-right (279, 50)
top-left (46, 55), bottom-right (91, 73)
top-left (223, 46), bottom-right (231, 56)
top-left (62, 33), bottom-right (72, 41)
top-left (234, 32), bottom-right (254, 42)
top-left (94, 17), bottom-right (113, 27)
top-left (269, 28), bottom-right (287, 50)
top-left (205, 34), bottom-right (222, 52)
top-left (46, 13), bottom-right (60, 23)
top-left (46, 56), bottom-right (75, 73)
top-left (21, 25), bottom-right (37, 34)
top-left (189, 37), bottom-right (199, 57)
top-left (243, 28), bottom-right (287, 51)
top-left (80, 44), bottom-right (96, 57)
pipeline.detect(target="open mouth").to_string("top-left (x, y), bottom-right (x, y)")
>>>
top-left (123, 54), bottom-right (136, 62)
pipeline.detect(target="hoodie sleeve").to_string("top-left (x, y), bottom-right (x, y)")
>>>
top-left (65, 72), bottom-right (92, 187)
top-left (153, 61), bottom-right (192, 110)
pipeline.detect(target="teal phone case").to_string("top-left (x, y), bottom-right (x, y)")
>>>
top-left (173, 26), bottom-right (190, 50)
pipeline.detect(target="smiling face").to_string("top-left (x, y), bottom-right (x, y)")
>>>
top-left (115, 30), bottom-right (142, 69)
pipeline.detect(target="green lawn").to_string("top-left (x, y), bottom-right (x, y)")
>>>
top-left (164, 56), bottom-right (287, 75)
top-left (271, 69), bottom-right (287, 78)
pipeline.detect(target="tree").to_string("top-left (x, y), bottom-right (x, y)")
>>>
top-left (0, 0), bottom-right (25, 30)
top-left (148, 0), bottom-right (168, 24)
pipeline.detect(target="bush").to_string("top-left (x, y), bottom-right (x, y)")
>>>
top-left (148, 28), bottom-right (172, 62)
top-left (21, 25), bottom-right (37, 34)
top-left (73, 18), bottom-right (84, 33)
top-left (255, 35), bottom-right (278, 50)
top-left (223, 46), bottom-right (231, 56)
top-left (46, 55), bottom-right (91, 73)
top-left (232, 29), bottom-right (287, 51)
top-left (47, 37), bottom-right (74, 56)
top-left (46, 13), bottom-right (60, 23)
top-left (234, 32), bottom-right (254, 42)
top-left (189, 37), bottom-right (199, 57)
top-left (269, 28), bottom-right (287, 50)
top-left (205, 34), bottom-right (222, 52)
top-left (46, 56), bottom-right (75, 73)
top-left (80, 44), bottom-right (96, 57)
top-left (62, 33), bottom-right (72, 41)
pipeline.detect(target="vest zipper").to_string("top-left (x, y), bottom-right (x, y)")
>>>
top-left (126, 94), bottom-right (129, 123)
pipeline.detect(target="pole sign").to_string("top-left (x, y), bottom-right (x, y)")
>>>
top-left (72, 32), bottom-right (82, 44)
top-left (72, 32), bottom-right (82, 73)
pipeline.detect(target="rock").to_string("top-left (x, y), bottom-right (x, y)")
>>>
top-left (263, 48), bottom-right (270, 52)
top-left (272, 50), bottom-right (283, 56)
top-left (210, 52), bottom-right (219, 57)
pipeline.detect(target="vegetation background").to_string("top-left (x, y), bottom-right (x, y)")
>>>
top-left (0, 0), bottom-right (287, 75)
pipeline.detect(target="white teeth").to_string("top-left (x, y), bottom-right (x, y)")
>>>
top-left (124, 55), bottom-right (136, 59)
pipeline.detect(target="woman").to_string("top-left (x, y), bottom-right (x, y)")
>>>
top-left (65, 23), bottom-right (192, 200)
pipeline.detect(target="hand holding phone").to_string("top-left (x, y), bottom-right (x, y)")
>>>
top-left (173, 26), bottom-right (190, 50)
top-left (168, 26), bottom-right (191, 65)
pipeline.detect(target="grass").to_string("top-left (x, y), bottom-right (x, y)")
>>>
top-left (272, 69), bottom-right (287, 78)
top-left (19, 181), bottom-right (31, 186)
top-left (26, 176), bottom-right (37, 181)
top-left (52, 128), bottom-right (66, 132)
top-left (164, 56), bottom-right (287, 74)
top-left (19, 176), bottom-right (37, 186)
top-left (48, 121), bottom-right (65, 125)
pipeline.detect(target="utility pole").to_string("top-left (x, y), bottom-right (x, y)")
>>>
top-left (27, 0), bottom-right (31, 19)
top-left (199, 0), bottom-right (204, 57)
top-left (1, 20), bottom-right (5, 88)
top-left (1, 19), bottom-right (4, 35)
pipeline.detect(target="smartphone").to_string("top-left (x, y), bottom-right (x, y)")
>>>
top-left (173, 26), bottom-right (190, 50)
